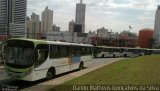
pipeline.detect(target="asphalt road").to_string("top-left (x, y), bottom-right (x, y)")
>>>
top-left (0, 58), bottom-right (126, 91)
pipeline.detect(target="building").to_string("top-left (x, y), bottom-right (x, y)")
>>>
top-left (0, 0), bottom-right (8, 36)
top-left (52, 25), bottom-right (60, 32)
top-left (47, 31), bottom-right (89, 43)
top-left (27, 13), bottom-right (41, 39)
top-left (119, 31), bottom-right (138, 47)
top-left (26, 17), bottom-right (32, 38)
top-left (46, 29), bottom-right (138, 47)
top-left (31, 12), bottom-right (40, 22)
top-left (95, 27), bottom-right (122, 46)
top-left (138, 28), bottom-right (154, 48)
top-left (41, 6), bottom-right (53, 33)
top-left (75, 0), bottom-right (86, 33)
top-left (88, 31), bottom-right (98, 45)
top-left (154, 5), bottom-right (160, 48)
top-left (68, 20), bottom-right (75, 32)
top-left (97, 27), bottom-right (110, 39)
top-left (0, 0), bottom-right (27, 38)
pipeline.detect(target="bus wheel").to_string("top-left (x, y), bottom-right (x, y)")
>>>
top-left (113, 54), bottom-right (115, 58)
top-left (102, 54), bottom-right (104, 58)
top-left (124, 54), bottom-right (127, 57)
top-left (46, 68), bottom-right (55, 80)
top-left (79, 62), bottom-right (84, 70)
top-left (94, 55), bottom-right (97, 58)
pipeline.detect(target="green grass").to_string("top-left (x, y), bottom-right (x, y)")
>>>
top-left (48, 55), bottom-right (160, 91)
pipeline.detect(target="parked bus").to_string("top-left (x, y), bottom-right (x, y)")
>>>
top-left (146, 49), bottom-right (160, 55)
top-left (137, 48), bottom-right (146, 56)
top-left (4, 38), bottom-right (93, 81)
top-left (94, 46), bottom-right (121, 58)
top-left (121, 47), bottom-right (146, 57)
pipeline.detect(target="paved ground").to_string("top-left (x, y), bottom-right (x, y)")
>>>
top-left (21, 58), bottom-right (125, 91)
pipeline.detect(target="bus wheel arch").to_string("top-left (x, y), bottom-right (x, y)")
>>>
top-left (124, 54), bottom-right (127, 57)
top-left (102, 54), bottom-right (104, 58)
top-left (79, 61), bottom-right (84, 70)
top-left (113, 54), bottom-right (115, 58)
top-left (46, 67), bottom-right (55, 79)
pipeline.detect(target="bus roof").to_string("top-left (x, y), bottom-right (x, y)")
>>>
top-left (147, 49), bottom-right (160, 51)
top-left (8, 38), bottom-right (93, 47)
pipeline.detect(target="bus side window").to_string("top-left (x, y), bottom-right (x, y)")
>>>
top-left (49, 45), bottom-right (60, 59)
top-left (81, 47), bottom-right (86, 56)
top-left (35, 44), bottom-right (49, 67)
top-left (37, 50), bottom-right (45, 61)
top-left (86, 47), bottom-right (91, 55)
top-left (60, 46), bottom-right (68, 58)
top-left (73, 46), bottom-right (80, 56)
top-left (77, 49), bottom-right (80, 56)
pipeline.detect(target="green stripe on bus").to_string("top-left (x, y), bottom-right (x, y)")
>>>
top-left (5, 65), bottom-right (33, 72)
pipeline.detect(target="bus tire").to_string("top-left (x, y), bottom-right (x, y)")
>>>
top-left (46, 68), bottom-right (55, 80)
top-left (124, 54), bottom-right (127, 57)
top-left (79, 62), bottom-right (84, 70)
top-left (94, 55), bottom-right (97, 58)
top-left (113, 54), bottom-right (115, 58)
top-left (102, 54), bottom-right (104, 58)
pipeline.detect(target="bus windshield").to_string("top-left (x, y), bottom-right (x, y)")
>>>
top-left (5, 40), bottom-right (34, 68)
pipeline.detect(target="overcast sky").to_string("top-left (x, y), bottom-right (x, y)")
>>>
top-left (27, 0), bottom-right (160, 33)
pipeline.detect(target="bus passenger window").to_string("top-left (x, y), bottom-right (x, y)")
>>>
top-left (49, 46), bottom-right (60, 59)
top-left (36, 49), bottom-right (48, 67)
top-left (38, 50), bottom-right (44, 61)
top-left (35, 44), bottom-right (49, 67)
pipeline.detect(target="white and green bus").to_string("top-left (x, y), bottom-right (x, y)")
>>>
top-left (4, 38), bottom-right (93, 81)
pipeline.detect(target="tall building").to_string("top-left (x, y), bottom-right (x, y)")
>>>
top-left (0, 0), bottom-right (8, 36)
top-left (26, 16), bottom-right (31, 38)
top-left (27, 13), bottom-right (41, 39)
top-left (154, 5), bottom-right (160, 47)
top-left (31, 12), bottom-right (40, 22)
top-left (75, 0), bottom-right (86, 33)
top-left (52, 25), bottom-right (60, 32)
top-left (68, 20), bottom-right (75, 32)
top-left (0, 0), bottom-right (27, 38)
top-left (41, 6), bottom-right (53, 33)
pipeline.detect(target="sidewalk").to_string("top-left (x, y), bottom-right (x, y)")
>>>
top-left (21, 58), bottom-right (124, 91)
